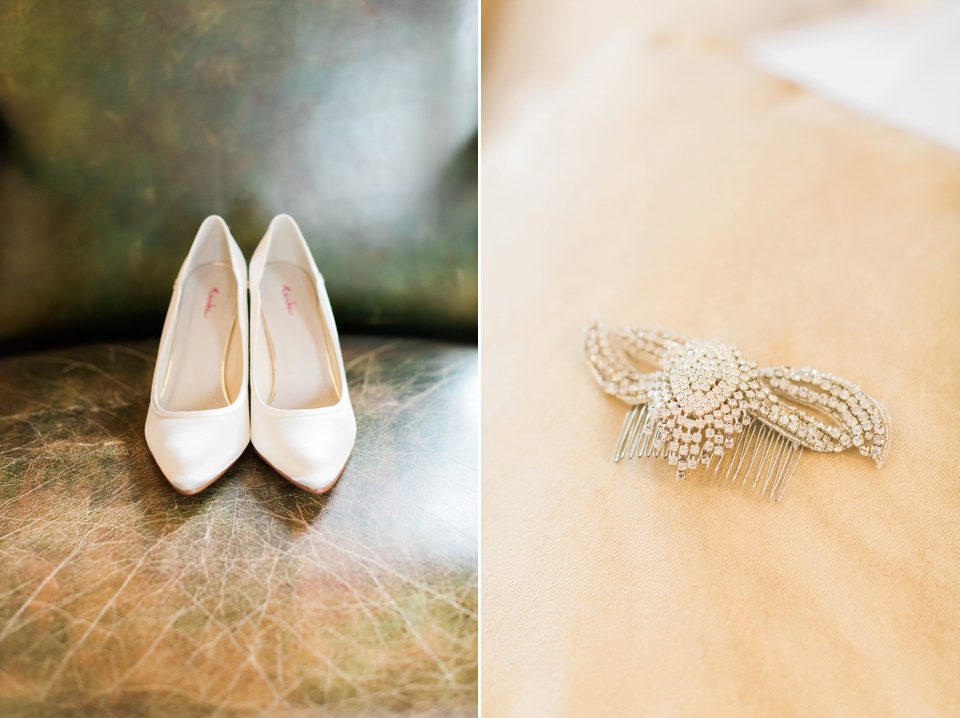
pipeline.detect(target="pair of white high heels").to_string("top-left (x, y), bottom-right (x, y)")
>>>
top-left (145, 214), bottom-right (356, 495)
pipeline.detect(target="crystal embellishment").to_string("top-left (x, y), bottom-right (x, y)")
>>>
top-left (584, 320), bottom-right (891, 501)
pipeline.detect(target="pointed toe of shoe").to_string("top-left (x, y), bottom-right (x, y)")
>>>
top-left (160, 466), bottom-right (226, 495)
top-left (145, 409), bottom-right (249, 493)
top-left (276, 452), bottom-right (352, 493)
top-left (147, 432), bottom-right (238, 493)
top-left (253, 407), bottom-right (356, 493)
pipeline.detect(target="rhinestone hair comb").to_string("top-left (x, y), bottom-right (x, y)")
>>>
top-left (584, 320), bottom-right (891, 501)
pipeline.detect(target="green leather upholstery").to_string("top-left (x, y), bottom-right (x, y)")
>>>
top-left (0, 0), bottom-right (478, 348)
top-left (0, 336), bottom-right (478, 715)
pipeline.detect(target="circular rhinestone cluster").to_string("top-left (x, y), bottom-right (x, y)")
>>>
top-left (645, 340), bottom-right (758, 479)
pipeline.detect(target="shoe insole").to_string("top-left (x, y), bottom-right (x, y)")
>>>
top-left (259, 263), bottom-right (340, 410)
top-left (160, 263), bottom-right (240, 412)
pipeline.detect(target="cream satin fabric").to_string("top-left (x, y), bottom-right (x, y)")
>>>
top-left (481, 1), bottom-right (960, 715)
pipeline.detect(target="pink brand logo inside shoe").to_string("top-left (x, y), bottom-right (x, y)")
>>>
top-left (203, 287), bottom-right (219, 318)
top-left (282, 285), bottom-right (296, 315)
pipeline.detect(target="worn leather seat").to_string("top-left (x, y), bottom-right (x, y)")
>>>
top-left (0, 337), bottom-right (477, 714)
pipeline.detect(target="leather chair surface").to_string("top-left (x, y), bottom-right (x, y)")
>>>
top-left (0, 0), bottom-right (478, 347)
top-left (0, 336), bottom-right (478, 715)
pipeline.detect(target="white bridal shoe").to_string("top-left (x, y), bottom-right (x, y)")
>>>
top-left (145, 216), bottom-right (250, 494)
top-left (249, 214), bottom-right (356, 493)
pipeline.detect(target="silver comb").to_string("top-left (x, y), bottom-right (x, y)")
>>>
top-left (584, 320), bottom-right (891, 501)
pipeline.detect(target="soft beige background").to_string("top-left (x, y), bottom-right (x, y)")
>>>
top-left (481, 1), bottom-right (960, 715)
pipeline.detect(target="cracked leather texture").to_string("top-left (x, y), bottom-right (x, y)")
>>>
top-left (0, 0), bottom-right (478, 346)
top-left (0, 336), bottom-right (477, 717)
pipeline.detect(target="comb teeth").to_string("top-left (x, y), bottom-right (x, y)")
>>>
top-left (614, 404), bottom-right (666, 462)
top-left (613, 405), bottom-right (802, 502)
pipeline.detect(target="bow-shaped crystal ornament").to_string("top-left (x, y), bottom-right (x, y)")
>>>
top-left (584, 320), bottom-right (891, 501)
